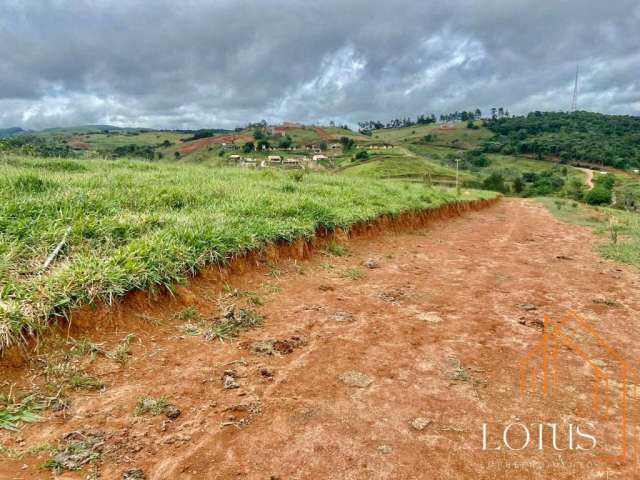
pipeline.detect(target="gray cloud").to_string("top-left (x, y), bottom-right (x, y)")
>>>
top-left (0, 0), bottom-right (638, 129)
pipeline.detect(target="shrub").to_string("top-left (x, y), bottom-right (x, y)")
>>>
top-left (482, 172), bottom-right (508, 193)
top-left (585, 186), bottom-right (612, 205)
top-left (354, 151), bottom-right (369, 161)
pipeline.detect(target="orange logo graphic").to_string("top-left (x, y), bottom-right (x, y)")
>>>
top-left (518, 310), bottom-right (639, 463)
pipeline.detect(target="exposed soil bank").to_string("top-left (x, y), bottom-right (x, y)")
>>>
top-left (3, 198), bottom-right (639, 480)
top-left (1, 197), bottom-right (499, 366)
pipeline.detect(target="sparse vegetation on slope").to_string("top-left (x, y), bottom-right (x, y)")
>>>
top-left (0, 155), bottom-right (496, 349)
top-left (537, 197), bottom-right (640, 269)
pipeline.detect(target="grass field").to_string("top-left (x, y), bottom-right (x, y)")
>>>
top-left (79, 131), bottom-right (186, 150)
top-left (339, 154), bottom-right (467, 180)
top-left (371, 122), bottom-right (492, 148)
top-left (0, 155), bottom-right (497, 349)
top-left (537, 197), bottom-right (640, 268)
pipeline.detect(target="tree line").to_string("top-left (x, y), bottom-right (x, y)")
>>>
top-left (485, 111), bottom-right (640, 169)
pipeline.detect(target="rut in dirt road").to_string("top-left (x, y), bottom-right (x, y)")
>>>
top-left (2, 198), bottom-right (639, 480)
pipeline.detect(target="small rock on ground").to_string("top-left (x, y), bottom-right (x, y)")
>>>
top-left (123, 469), bottom-right (146, 479)
top-left (410, 417), bottom-right (432, 431)
top-left (363, 259), bottom-right (380, 269)
top-left (377, 445), bottom-right (393, 454)
top-left (339, 370), bottom-right (373, 388)
top-left (223, 370), bottom-right (240, 390)
top-left (165, 405), bottom-right (181, 419)
top-left (331, 311), bottom-right (354, 322)
top-left (416, 312), bottom-right (442, 323)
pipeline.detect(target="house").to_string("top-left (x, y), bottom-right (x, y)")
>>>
top-left (313, 154), bottom-right (328, 161)
top-left (329, 143), bottom-right (341, 150)
top-left (268, 155), bottom-right (282, 163)
top-left (283, 158), bottom-right (302, 169)
top-left (228, 155), bottom-right (241, 162)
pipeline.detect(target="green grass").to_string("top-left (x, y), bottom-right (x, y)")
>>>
top-left (0, 155), bottom-right (497, 349)
top-left (371, 123), bottom-right (492, 148)
top-left (537, 197), bottom-right (640, 268)
top-left (339, 155), bottom-right (464, 180)
top-left (135, 397), bottom-right (169, 416)
top-left (0, 395), bottom-right (44, 431)
top-left (79, 131), bottom-right (186, 150)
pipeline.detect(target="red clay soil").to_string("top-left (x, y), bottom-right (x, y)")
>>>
top-left (313, 126), bottom-right (332, 142)
top-left (67, 137), bottom-right (92, 150)
top-left (2, 199), bottom-right (640, 479)
top-left (178, 135), bottom-right (253, 155)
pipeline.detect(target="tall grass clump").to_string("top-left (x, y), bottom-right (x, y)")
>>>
top-left (0, 155), bottom-right (497, 349)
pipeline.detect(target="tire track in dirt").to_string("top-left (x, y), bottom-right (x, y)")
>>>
top-left (2, 199), bottom-right (640, 479)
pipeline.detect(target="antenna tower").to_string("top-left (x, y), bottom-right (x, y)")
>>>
top-left (570, 65), bottom-right (579, 112)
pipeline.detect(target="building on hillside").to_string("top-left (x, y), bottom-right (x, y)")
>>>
top-left (329, 143), bottom-right (341, 150)
top-left (268, 155), bottom-right (282, 163)
top-left (283, 158), bottom-right (302, 169)
top-left (313, 154), bottom-right (328, 161)
top-left (228, 154), bottom-right (241, 162)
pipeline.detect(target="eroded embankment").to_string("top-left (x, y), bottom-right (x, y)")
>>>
top-left (0, 197), bottom-right (499, 366)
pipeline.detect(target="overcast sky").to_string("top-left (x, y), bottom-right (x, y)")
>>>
top-left (1, 0), bottom-right (639, 130)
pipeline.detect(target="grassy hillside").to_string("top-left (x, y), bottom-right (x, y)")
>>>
top-left (362, 121), bottom-right (640, 204)
top-left (339, 154), bottom-right (466, 181)
top-left (370, 122), bottom-right (492, 148)
top-left (0, 155), bottom-right (496, 349)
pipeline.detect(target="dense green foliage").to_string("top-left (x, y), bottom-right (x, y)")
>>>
top-left (110, 144), bottom-right (156, 159)
top-left (0, 156), bottom-right (496, 349)
top-left (0, 136), bottom-right (72, 158)
top-left (584, 174), bottom-right (616, 205)
top-left (486, 111), bottom-right (640, 169)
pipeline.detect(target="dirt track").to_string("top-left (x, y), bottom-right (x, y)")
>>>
top-left (577, 167), bottom-right (596, 189)
top-left (2, 199), bottom-right (640, 479)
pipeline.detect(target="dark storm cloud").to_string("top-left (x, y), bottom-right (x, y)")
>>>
top-left (0, 0), bottom-right (638, 129)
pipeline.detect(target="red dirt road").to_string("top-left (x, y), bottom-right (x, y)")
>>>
top-left (2, 199), bottom-right (640, 479)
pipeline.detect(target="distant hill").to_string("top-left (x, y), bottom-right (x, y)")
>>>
top-left (486, 111), bottom-right (640, 169)
top-left (39, 125), bottom-right (152, 134)
top-left (0, 127), bottom-right (26, 138)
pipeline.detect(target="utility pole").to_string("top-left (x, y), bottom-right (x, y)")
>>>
top-left (570, 65), bottom-right (579, 112)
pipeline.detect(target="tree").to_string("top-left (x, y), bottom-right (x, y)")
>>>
top-left (279, 135), bottom-right (292, 149)
top-left (339, 136), bottom-right (355, 151)
top-left (243, 141), bottom-right (255, 153)
top-left (566, 178), bottom-right (585, 200)
top-left (513, 176), bottom-right (524, 194)
top-left (174, 151), bottom-right (180, 159)
top-left (319, 140), bottom-right (328, 151)
top-left (482, 172), bottom-right (508, 193)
